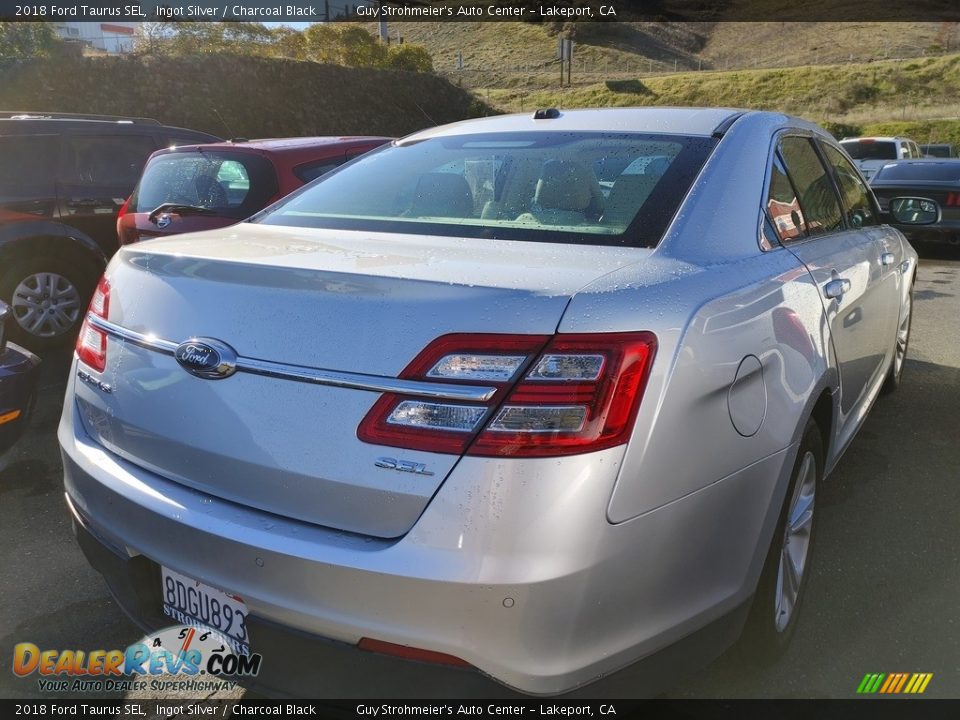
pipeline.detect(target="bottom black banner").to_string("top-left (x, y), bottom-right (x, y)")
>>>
top-left (3, 699), bottom-right (960, 720)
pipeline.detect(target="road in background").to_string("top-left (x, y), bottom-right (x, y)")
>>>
top-left (1, 248), bottom-right (958, 701)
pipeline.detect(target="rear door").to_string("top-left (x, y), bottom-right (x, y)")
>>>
top-left (818, 141), bottom-right (903, 354)
top-left (0, 134), bottom-right (60, 226)
top-left (769, 135), bottom-right (893, 441)
top-left (56, 132), bottom-right (158, 256)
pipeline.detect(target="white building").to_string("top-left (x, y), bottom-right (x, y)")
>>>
top-left (52, 22), bottom-right (139, 54)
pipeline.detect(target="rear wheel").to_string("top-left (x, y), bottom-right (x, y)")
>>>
top-left (742, 418), bottom-right (822, 662)
top-left (0, 251), bottom-right (99, 352)
top-left (882, 287), bottom-right (912, 394)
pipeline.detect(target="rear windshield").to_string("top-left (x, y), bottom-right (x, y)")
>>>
top-left (131, 151), bottom-right (278, 219)
top-left (254, 132), bottom-right (717, 247)
top-left (840, 140), bottom-right (898, 161)
top-left (873, 162), bottom-right (960, 182)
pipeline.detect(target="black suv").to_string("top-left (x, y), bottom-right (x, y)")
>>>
top-left (0, 112), bottom-right (220, 350)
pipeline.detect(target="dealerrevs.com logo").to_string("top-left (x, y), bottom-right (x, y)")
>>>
top-left (12, 625), bottom-right (261, 693)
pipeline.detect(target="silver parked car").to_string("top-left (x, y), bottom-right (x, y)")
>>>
top-left (60, 108), bottom-right (927, 697)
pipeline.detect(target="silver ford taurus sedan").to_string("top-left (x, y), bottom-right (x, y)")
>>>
top-left (60, 108), bottom-right (925, 697)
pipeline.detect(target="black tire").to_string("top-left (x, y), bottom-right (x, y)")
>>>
top-left (0, 250), bottom-right (100, 353)
top-left (882, 286), bottom-right (913, 394)
top-left (741, 417), bottom-right (823, 663)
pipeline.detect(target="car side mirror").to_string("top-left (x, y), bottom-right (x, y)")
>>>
top-left (889, 197), bottom-right (941, 225)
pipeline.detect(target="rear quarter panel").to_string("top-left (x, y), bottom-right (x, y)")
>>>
top-left (561, 248), bottom-right (833, 523)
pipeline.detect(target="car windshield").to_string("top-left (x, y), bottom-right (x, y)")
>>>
top-left (840, 140), bottom-right (898, 161)
top-left (131, 150), bottom-right (278, 219)
top-left (874, 162), bottom-right (960, 182)
top-left (254, 132), bottom-right (717, 247)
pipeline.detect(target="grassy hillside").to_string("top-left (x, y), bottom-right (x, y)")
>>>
top-left (379, 21), bottom-right (951, 89)
top-left (702, 22), bottom-right (954, 70)
top-left (387, 21), bottom-right (709, 79)
top-left (482, 53), bottom-right (960, 135)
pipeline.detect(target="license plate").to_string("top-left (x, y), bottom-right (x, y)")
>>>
top-left (160, 566), bottom-right (250, 654)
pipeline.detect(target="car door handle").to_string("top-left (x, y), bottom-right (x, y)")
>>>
top-left (823, 278), bottom-right (851, 299)
top-left (881, 252), bottom-right (896, 266)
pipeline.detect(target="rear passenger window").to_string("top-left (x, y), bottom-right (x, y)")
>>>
top-left (766, 155), bottom-right (806, 243)
top-left (820, 143), bottom-right (878, 229)
top-left (778, 137), bottom-right (844, 237)
top-left (294, 159), bottom-right (345, 184)
top-left (62, 135), bottom-right (156, 187)
top-left (0, 135), bottom-right (58, 185)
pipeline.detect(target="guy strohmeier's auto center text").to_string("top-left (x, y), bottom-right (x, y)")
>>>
top-left (356, 705), bottom-right (615, 717)
top-left (355, 4), bottom-right (617, 17)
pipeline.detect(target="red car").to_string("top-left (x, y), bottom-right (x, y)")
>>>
top-left (117, 136), bottom-right (392, 245)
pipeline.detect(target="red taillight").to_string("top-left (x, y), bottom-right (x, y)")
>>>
top-left (117, 196), bottom-right (131, 221)
top-left (357, 332), bottom-right (657, 458)
top-left (357, 638), bottom-right (471, 668)
top-left (76, 276), bottom-right (110, 372)
top-left (358, 334), bottom-right (549, 455)
top-left (946, 192), bottom-right (957, 207)
top-left (116, 197), bottom-right (133, 246)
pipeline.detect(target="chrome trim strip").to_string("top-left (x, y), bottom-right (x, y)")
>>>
top-left (87, 315), bottom-right (497, 402)
top-left (89, 315), bottom-right (179, 354)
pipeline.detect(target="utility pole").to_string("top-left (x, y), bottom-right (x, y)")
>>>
top-left (377, 0), bottom-right (387, 43)
top-left (558, 37), bottom-right (573, 88)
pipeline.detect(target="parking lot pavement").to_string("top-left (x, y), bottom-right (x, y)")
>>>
top-left (1, 248), bottom-right (958, 702)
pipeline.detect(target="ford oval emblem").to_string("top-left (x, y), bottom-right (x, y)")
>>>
top-left (174, 338), bottom-right (238, 380)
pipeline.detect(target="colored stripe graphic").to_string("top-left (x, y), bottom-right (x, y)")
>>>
top-left (857, 673), bottom-right (932, 694)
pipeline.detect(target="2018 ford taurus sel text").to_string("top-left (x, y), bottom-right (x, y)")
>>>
top-left (59, 108), bottom-right (929, 697)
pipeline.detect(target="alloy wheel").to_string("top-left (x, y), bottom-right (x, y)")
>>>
top-left (894, 293), bottom-right (912, 380)
top-left (774, 450), bottom-right (816, 632)
top-left (11, 272), bottom-right (83, 338)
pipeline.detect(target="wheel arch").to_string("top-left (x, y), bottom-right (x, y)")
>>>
top-left (0, 223), bottom-right (108, 269)
top-left (809, 388), bottom-right (834, 474)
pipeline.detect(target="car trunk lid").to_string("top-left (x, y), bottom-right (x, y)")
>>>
top-left (73, 223), bottom-right (649, 537)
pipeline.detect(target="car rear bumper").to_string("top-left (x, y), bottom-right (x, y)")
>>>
top-left (67, 500), bottom-right (751, 699)
top-left (0, 342), bottom-right (41, 455)
top-left (60, 368), bottom-right (794, 696)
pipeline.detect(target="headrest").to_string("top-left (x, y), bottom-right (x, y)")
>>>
top-left (534, 160), bottom-right (598, 213)
top-left (604, 173), bottom-right (660, 225)
top-left (410, 172), bottom-right (474, 218)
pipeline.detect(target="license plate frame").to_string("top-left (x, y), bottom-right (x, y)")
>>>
top-left (160, 566), bottom-right (250, 654)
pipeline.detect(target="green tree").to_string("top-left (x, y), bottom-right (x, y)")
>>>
top-left (156, 22), bottom-right (277, 57)
top-left (336, 25), bottom-right (387, 67)
top-left (302, 23), bottom-right (342, 64)
top-left (386, 44), bottom-right (433, 73)
top-left (0, 22), bottom-right (58, 59)
top-left (269, 26), bottom-right (307, 60)
top-left (303, 24), bottom-right (389, 68)
top-left (134, 22), bottom-right (176, 55)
